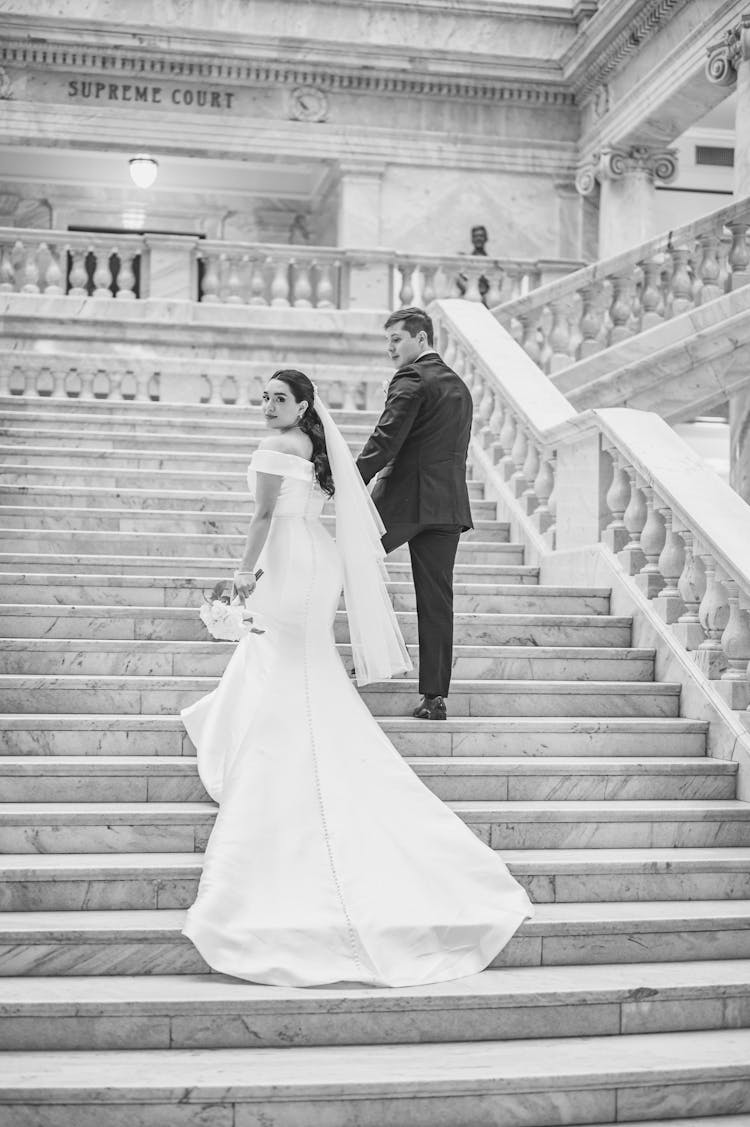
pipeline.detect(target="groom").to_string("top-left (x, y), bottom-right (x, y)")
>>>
top-left (356, 306), bottom-right (473, 720)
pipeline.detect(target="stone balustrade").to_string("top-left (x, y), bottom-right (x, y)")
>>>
top-left (0, 353), bottom-right (385, 411)
top-left (0, 228), bottom-right (144, 299)
top-left (433, 297), bottom-right (750, 724)
top-left (492, 196), bottom-right (750, 374)
top-left (0, 227), bottom-right (580, 310)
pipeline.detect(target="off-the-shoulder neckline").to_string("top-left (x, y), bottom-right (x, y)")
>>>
top-left (253, 448), bottom-right (313, 466)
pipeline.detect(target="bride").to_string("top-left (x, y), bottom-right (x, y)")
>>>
top-left (181, 368), bottom-right (534, 988)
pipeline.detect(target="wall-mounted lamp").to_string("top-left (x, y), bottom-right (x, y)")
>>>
top-left (129, 155), bottom-right (159, 189)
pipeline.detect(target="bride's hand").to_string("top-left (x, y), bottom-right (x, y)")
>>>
top-left (232, 569), bottom-right (257, 602)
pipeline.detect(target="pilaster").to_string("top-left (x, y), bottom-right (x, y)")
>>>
top-left (705, 12), bottom-right (750, 198)
top-left (575, 145), bottom-right (678, 258)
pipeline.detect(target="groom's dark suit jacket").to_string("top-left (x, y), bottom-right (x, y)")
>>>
top-left (356, 351), bottom-right (473, 531)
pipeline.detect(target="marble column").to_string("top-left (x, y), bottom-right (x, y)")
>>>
top-left (575, 146), bottom-right (678, 259)
top-left (705, 13), bottom-right (750, 198)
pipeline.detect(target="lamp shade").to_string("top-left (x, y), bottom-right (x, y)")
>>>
top-left (129, 155), bottom-right (159, 189)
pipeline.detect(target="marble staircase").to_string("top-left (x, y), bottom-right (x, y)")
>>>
top-left (1, 396), bottom-right (750, 1124)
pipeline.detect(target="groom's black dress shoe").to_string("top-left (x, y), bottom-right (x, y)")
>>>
top-left (413, 695), bottom-right (447, 721)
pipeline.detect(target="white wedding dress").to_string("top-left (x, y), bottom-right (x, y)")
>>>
top-left (181, 447), bottom-right (533, 988)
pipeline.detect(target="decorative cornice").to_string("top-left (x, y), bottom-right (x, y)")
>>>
top-left (706, 13), bottom-right (750, 86)
top-left (575, 145), bottom-right (678, 195)
top-left (566, 0), bottom-right (693, 100)
top-left (0, 36), bottom-right (575, 109)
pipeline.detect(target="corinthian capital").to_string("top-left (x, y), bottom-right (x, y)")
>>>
top-left (706, 14), bottom-right (750, 86)
top-left (575, 145), bottom-right (678, 196)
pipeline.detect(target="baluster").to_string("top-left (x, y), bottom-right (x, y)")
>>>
top-left (468, 365), bottom-right (483, 431)
top-left (248, 257), bottom-right (268, 305)
top-left (0, 364), bottom-right (10, 397)
top-left (79, 368), bottom-right (95, 400)
top-left (519, 311), bottom-right (542, 366)
top-left (21, 243), bottom-right (40, 293)
top-left (291, 260), bottom-right (313, 308)
top-left (652, 508), bottom-right (685, 623)
top-left (521, 440), bottom-right (540, 513)
top-left (442, 334), bottom-right (457, 370)
top-left (0, 244), bottom-right (14, 291)
top-left (68, 250), bottom-right (88, 296)
top-left (116, 250), bottom-right (136, 300)
top-left (696, 231), bottom-right (723, 304)
top-left (476, 382), bottom-right (494, 447)
top-left (484, 270), bottom-right (503, 308)
top-left (52, 366), bottom-right (67, 398)
top-left (487, 391), bottom-right (504, 462)
top-left (533, 451), bottom-right (554, 533)
top-left (602, 449), bottom-right (631, 554)
top-left (694, 553), bottom-right (729, 677)
top-left (316, 261), bottom-right (335, 309)
top-left (43, 244), bottom-right (64, 296)
top-left (546, 454), bottom-right (558, 547)
top-left (462, 263), bottom-right (483, 303)
top-left (635, 485), bottom-right (666, 598)
top-left (718, 580), bottom-right (750, 709)
top-left (342, 382), bottom-right (358, 412)
top-left (638, 258), bottom-right (664, 329)
top-left (548, 299), bottom-right (573, 372)
top-left (497, 409), bottom-right (516, 482)
top-left (398, 262), bottom-right (415, 305)
top-left (92, 246), bottom-right (113, 298)
top-left (727, 220), bottom-right (750, 289)
top-left (225, 256), bottom-right (243, 304)
top-left (135, 368), bottom-right (151, 402)
top-left (504, 264), bottom-right (522, 301)
top-left (674, 530), bottom-right (706, 650)
top-left (201, 254), bottom-right (221, 303)
top-left (576, 284), bottom-right (604, 358)
top-left (270, 258), bottom-right (290, 307)
top-left (509, 426), bottom-right (529, 498)
top-left (608, 274), bottom-right (635, 344)
top-left (421, 265), bottom-right (438, 306)
top-left (668, 246), bottom-right (693, 317)
top-left (618, 467), bottom-right (647, 574)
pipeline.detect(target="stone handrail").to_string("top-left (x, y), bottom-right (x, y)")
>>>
top-left (492, 195), bottom-right (750, 374)
top-left (433, 297), bottom-right (750, 720)
top-left (0, 227), bottom-right (582, 310)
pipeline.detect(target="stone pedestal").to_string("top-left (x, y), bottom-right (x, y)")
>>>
top-left (575, 146), bottom-right (678, 259)
top-left (336, 163), bottom-right (385, 249)
top-left (145, 236), bottom-right (197, 301)
top-left (730, 386), bottom-right (750, 505)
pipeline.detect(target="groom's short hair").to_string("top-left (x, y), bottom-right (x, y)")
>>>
top-left (384, 307), bottom-right (434, 347)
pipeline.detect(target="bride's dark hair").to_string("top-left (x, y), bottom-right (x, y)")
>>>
top-left (270, 369), bottom-right (335, 497)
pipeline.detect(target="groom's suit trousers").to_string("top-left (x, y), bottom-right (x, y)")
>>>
top-left (382, 522), bottom-right (461, 699)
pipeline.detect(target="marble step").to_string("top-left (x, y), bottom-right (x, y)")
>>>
top-left (1, 961), bottom-right (750, 1052)
top-left (0, 639), bottom-right (654, 682)
top-left (4, 1029), bottom-right (748, 1127)
top-left (0, 715), bottom-right (707, 759)
top-left (0, 675), bottom-right (680, 717)
top-left (3, 848), bottom-right (750, 910)
top-left (0, 552), bottom-right (530, 582)
top-left (0, 420), bottom-right (381, 445)
top-left (0, 604), bottom-right (634, 645)
top-left (0, 440), bottom-right (376, 470)
top-left (1, 800), bottom-right (748, 853)
top-left (0, 755), bottom-right (733, 804)
top-left (0, 397), bottom-right (382, 427)
top-left (0, 477), bottom-right (487, 509)
top-left (1, 1029), bottom-right (749, 1127)
top-left (0, 574), bottom-right (609, 616)
top-left (0, 497), bottom-right (499, 530)
top-left (2, 903), bottom-right (750, 976)
top-left (0, 524), bottom-right (513, 556)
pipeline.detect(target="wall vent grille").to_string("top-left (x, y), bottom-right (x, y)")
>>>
top-left (695, 145), bottom-right (734, 167)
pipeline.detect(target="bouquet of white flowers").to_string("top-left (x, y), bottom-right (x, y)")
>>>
top-left (199, 572), bottom-right (265, 642)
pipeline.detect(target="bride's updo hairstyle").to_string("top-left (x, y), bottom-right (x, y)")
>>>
top-left (270, 369), bottom-right (335, 497)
